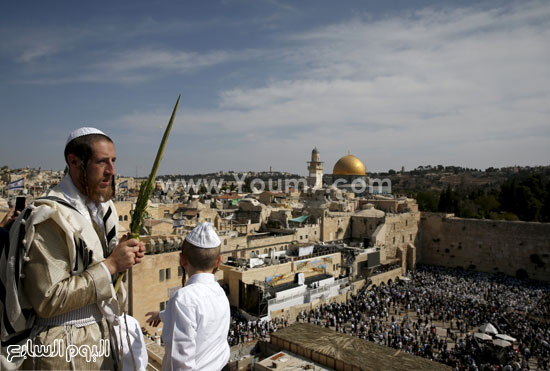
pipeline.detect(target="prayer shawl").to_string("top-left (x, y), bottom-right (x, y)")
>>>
top-left (0, 175), bottom-right (122, 369)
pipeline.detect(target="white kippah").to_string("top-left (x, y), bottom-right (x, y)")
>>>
top-left (185, 222), bottom-right (221, 248)
top-left (66, 127), bottom-right (110, 145)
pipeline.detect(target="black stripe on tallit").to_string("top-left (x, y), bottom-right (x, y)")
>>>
top-left (102, 207), bottom-right (112, 225)
top-left (37, 196), bottom-right (80, 214)
top-left (106, 226), bottom-right (116, 245)
top-left (88, 250), bottom-right (93, 269)
top-left (74, 238), bottom-right (80, 272)
top-left (12, 210), bottom-right (31, 292)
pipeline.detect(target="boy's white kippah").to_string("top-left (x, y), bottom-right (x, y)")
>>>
top-left (185, 222), bottom-right (221, 248)
top-left (66, 127), bottom-right (110, 145)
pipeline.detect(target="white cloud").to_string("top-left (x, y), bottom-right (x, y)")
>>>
top-left (212, 1), bottom-right (549, 170)
top-left (97, 0), bottom-right (550, 173)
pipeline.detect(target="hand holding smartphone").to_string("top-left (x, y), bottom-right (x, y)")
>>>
top-left (15, 196), bottom-right (26, 212)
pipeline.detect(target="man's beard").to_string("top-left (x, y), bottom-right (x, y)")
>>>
top-left (88, 178), bottom-right (114, 203)
top-left (80, 170), bottom-right (115, 203)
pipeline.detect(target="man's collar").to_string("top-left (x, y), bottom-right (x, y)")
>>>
top-left (187, 272), bottom-right (216, 285)
top-left (57, 175), bottom-right (105, 216)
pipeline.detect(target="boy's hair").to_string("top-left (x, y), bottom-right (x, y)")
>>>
top-left (181, 239), bottom-right (220, 271)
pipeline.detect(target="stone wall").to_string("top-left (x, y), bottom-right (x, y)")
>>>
top-left (383, 213), bottom-right (420, 260)
top-left (368, 268), bottom-right (405, 287)
top-left (351, 215), bottom-right (384, 242)
top-left (149, 220), bottom-right (175, 235)
top-left (419, 213), bottom-right (550, 281)
top-left (322, 213), bottom-right (351, 241)
top-left (295, 224), bottom-right (321, 243)
top-left (129, 251), bottom-right (182, 334)
top-left (147, 203), bottom-right (181, 220)
top-left (114, 201), bottom-right (133, 232)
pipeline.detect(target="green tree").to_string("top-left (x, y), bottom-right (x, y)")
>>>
top-left (416, 190), bottom-right (439, 212)
top-left (541, 181), bottom-right (550, 222)
top-left (474, 194), bottom-right (499, 218)
top-left (499, 176), bottom-right (544, 221)
top-left (438, 186), bottom-right (460, 213)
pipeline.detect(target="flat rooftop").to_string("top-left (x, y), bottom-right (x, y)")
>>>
top-left (270, 273), bottom-right (333, 294)
top-left (271, 323), bottom-right (451, 371)
top-left (256, 350), bottom-right (331, 371)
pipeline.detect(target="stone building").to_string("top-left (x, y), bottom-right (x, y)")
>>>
top-left (307, 147), bottom-right (324, 190)
top-left (113, 201), bottom-right (132, 231)
top-left (220, 251), bottom-right (343, 318)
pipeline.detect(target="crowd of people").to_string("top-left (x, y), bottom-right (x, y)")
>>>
top-left (227, 317), bottom-right (283, 347)
top-left (229, 264), bottom-right (550, 370)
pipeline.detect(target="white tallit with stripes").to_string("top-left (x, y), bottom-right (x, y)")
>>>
top-left (0, 175), bottom-right (121, 368)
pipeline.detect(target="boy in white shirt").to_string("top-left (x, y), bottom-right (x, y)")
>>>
top-left (146, 223), bottom-right (230, 371)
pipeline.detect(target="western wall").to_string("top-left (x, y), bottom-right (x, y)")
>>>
top-left (418, 212), bottom-right (550, 281)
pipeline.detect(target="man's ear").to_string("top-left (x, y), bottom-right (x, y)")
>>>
top-left (66, 153), bottom-right (81, 171)
top-left (214, 254), bottom-right (222, 268)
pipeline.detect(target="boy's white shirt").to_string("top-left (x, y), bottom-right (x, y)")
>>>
top-left (161, 273), bottom-right (230, 371)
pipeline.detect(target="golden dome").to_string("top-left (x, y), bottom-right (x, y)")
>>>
top-left (332, 154), bottom-right (366, 176)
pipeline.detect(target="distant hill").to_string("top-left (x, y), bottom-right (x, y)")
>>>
top-left (369, 165), bottom-right (550, 222)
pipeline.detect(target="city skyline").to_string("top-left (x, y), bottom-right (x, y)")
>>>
top-left (1, 0), bottom-right (549, 177)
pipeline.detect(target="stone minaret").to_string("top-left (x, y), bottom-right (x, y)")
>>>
top-left (307, 147), bottom-right (324, 190)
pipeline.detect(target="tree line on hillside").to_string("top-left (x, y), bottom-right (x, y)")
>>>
top-left (415, 174), bottom-right (550, 222)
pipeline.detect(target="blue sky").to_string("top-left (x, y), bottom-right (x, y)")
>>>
top-left (1, 0), bottom-right (549, 177)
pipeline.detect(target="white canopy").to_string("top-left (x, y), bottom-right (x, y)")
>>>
top-left (496, 334), bottom-right (517, 342)
top-left (474, 332), bottom-right (493, 341)
top-left (479, 323), bottom-right (498, 335)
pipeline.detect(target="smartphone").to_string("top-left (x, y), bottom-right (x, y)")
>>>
top-left (15, 196), bottom-right (26, 212)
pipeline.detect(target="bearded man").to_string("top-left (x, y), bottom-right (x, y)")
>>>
top-left (1, 127), bottom-right (145, 370)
